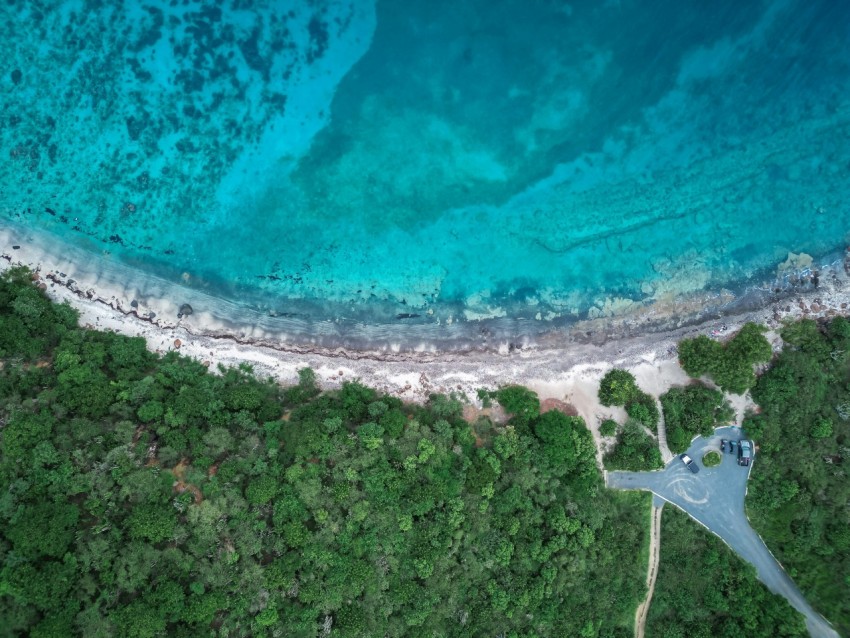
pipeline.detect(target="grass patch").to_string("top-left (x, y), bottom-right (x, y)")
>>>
top-left (702, 450), bottom-right (721, 467)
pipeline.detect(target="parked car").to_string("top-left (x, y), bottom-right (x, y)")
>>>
top-left (738, 440), bottom-right (753, 466)
top-left (720, 438), bottom-right (727, 453)
top-left (729, 440), bottom-right (737, 455)
top-left (679, 453), bottom-right (700, 474)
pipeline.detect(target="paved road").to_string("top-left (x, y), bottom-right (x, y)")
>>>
top-left (606, 426), bottom-right (840, 638)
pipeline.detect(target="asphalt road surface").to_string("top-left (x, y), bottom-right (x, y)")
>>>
top-left (606, 426), bottom-right (839, 638)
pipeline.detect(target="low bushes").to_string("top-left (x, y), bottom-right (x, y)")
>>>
top-left (661, 384), bottom-right (734, 454)
top-left (603, 421), bottom-right (663, 472)
top-left (678, 322), bottom-right (772, 394)
top-left (598, 369), bottom-right (659, 432)
top-left (599, 419), bottom-right (618, 437)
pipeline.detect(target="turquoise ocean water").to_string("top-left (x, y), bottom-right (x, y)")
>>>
top-left (2, 0), bottom-right (849, 339)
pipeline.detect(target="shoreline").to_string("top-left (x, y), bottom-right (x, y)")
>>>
top-left (3, 224), bottom-right (847, 354)
top-left (4, 225), bottom-right (848, 469)
top-left (2, 224), bottom-right (849, 401)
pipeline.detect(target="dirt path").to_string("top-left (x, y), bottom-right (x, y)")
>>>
top-left (635, 503), bottom-right (664, 638)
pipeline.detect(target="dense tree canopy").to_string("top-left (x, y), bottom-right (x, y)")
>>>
top-left (602, 421), bottom-right (663, 472)
top-left (678, 323), bottom-right (772, 394)
top-left (746, 318), bottom-right (850, 633)
top-left (597, 369), bottom-right (659, 432)
top-left (598, 369), bottom-right (641, 407)
top-left (646, 507), bottom-right (806, 638)
top-left (0, 270), bottom-right (649, 637)
top-left (660, 384), bottom-right (734, 454)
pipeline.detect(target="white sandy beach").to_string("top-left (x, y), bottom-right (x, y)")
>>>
top-left (2, 225), bottom-right (849, 466)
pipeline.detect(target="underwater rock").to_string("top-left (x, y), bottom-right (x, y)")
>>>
top-left (178, 303), bottom-right (193, 318)
top-left (777, 252), bottom-right (813, 275)
top-left (11, 69), bottom-right (21, 84)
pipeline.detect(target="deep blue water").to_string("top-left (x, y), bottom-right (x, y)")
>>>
top-left (2, 0), bottom-right (849, 329)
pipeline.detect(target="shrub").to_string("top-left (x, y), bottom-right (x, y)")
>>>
top-left (702, 451), bottom-right (721, 467)
top-left (603, 421), bottom-right (663, 472)
top-left (678, 335), bottom-right (723, 379)
top-left (532, 410), bottom-right (595, 477)
top-left (678, 323), bottom-right (772, 394)
top-left (598, 369), bottom-right (640, 407)
top-left (626, 392), bottom-right (660, 432)
top-left (599, 419), bottom-right (618, 437)
top-left (493, 385), bottom-right (540, 425)
top-left (661, 385), bottom-right (732, 454)
top-left (810, 418), bottom-right (833, 439)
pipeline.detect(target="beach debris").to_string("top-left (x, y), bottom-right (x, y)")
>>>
top-left (177, 303), bottom-right (193, 318)
top-left (709, 323), bottom-right (729, 338)
top-left (173, 339), bottom-right (182, 349)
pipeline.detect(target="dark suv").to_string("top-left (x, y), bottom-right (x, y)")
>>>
top-left (738, 440), bottom-right (753, 466)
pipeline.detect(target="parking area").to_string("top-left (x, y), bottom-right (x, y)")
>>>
top-left (607, 426), bottom-right (839, 638)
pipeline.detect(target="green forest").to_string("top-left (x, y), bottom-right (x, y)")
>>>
top-left (597, 369), bottom-right (659, 432)
top-left (602, 421), bottom-right (663, 472)
top-left (660, 385), bottom-right (734, 454)
top-left (0, 267), bottom-right (649, 637)
top-left (2, 266), bottom-right (848, 637)
top-left (677, 323), bottom-right (773, 394)
top-left (646, 507), bottom-right (806, 637)
top-left (745, 317), bottom-right (850, 634)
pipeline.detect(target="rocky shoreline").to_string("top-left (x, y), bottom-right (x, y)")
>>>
top-left (1, 225), bottom-right (847, 385)
top-left (4, 225), bottom-right (849, 472)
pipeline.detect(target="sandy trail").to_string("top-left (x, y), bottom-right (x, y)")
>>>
top-left (635, 503), bottom-right (664, 638)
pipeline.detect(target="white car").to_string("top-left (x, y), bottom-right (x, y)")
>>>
top-left (679, 453), bottom-right (700, 474)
